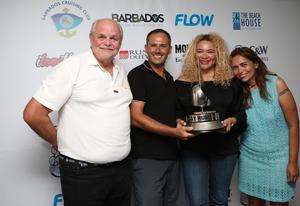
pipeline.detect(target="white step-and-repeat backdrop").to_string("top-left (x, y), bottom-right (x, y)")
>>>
top-left (1, 0), bottom-right (300, 205)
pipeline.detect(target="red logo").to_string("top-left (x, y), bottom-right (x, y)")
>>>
top-left (119, 50), bottom-right (129, 59)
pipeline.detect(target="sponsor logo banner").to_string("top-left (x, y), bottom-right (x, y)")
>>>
top-left (232, 12), bottom-right (262, 30)
top-left (41, 1), bottom-right (91, 37)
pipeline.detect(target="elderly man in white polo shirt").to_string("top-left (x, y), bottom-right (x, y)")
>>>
top-left (23, 18), bottom-right (132, 206)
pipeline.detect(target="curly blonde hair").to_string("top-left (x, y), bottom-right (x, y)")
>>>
top-left (179, 32), bottom-right (233, 87)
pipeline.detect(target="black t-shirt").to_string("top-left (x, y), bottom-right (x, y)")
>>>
top-left (175, 78), bottom-right (247, 156)
top-left (128, 61), bottom-right (179, 160)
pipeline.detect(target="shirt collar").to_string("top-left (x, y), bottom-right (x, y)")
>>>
top-left (87, 48), bottom-right (120, 72)
top-left (143, 60), bottom-right (152, 71)
top-left (143, 60), bottom-right (168, 79)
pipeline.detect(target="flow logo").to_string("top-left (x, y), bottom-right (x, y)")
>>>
top-left (175, 14), bottom-right (214, 26)
top-left (53, 194), bottom-right (63, 206)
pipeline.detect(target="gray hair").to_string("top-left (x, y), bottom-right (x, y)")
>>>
top-left (89, 18), bottom-right (123, 41)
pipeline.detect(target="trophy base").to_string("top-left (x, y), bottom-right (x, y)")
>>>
top-left (187, 120), bottom-right (224, 134)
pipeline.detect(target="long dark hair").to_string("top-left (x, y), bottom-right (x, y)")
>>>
top-left (230, 47), bottom-right (273, 108)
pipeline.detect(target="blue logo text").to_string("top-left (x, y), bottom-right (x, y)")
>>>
top-left (175, 14), bottom-right (214, 26)
top-left (53, 194), bottom-right (63, 206)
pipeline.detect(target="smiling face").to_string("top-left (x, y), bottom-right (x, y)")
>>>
top-left (195, 40), bottom-right (217, 72)
top-left (231, 54), bottom-right (258, 85)
top-left (89, 19), bottom-right (122, 66)
top-left (144, 32), bottom-right (171, 69)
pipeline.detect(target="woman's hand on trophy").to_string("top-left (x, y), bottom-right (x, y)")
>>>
top-left (222, 117), bottom-right (237, 133)
top-left (175, 118), bottom-right (194, 140)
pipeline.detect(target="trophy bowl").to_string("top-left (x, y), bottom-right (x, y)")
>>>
top-left (186, 111), bottom-right (224, 134)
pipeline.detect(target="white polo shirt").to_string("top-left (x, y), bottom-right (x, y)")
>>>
top-left (34, 49), bottom-right (132, 163)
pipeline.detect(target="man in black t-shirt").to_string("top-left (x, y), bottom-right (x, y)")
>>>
top-left (128, 29), bottom-right (193, 206)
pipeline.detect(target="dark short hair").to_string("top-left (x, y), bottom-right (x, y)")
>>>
top-left (146, 29), bottom-right (171, 46)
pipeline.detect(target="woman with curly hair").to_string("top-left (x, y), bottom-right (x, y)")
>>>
top-left (230, 47), bottom-right (299, 206)
top-left (175, 33), bottom-right (247, 206)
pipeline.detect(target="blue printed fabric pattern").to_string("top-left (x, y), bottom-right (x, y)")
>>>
top-left (239, 75), bottom-right (295, 202)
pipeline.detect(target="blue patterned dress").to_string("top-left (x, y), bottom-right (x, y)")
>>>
top-left (239, 75), bottom-right (296, 202)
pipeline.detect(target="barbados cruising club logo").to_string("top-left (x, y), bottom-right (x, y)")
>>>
top-left (41, 1), bottom-right (91, 38)
top-left (51, 8), bottom-right (83, 37)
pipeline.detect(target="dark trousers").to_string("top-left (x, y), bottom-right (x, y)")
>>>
top-left (59, 156), bottom-right (131, 206)
top-left (132, 158), bottom-right (188, 206)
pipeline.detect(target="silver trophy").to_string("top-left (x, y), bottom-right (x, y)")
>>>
top-left (186, 84), bottom-right (224, 133)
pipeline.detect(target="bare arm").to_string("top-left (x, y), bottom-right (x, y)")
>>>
top-left (130, 100), bottom-right (193, 140)
top-left (23, 98), bottom-right (57, 149)
top-left (277, 78), bottom-right (299, 182)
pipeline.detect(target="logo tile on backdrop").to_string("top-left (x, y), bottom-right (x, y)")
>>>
top-left (118, 50), bottom-right (147, 60)
top-left (175, 13), bottom-right (214, 26)
top-left (232, 12), bottom-right (262, 30)
top-left (36, 52), bottom-right (74, 68)
top-left (41, 1), bottom-right (91, 37)
top-left (235, 44), bottom-right (269, 61)
top-left (174, 44), bottom-right (189, 62)
top-left (112, 13), bottom-right (164, 27)
top-left (119, 50), bottom-right (129, 59)
top-left (51, 8), bottom-right (83, 37)
top-left (53, 193), bottom-right (63, 206)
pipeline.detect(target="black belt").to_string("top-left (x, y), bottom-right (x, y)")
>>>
top-left (59, 154), bottom-right (128, 167)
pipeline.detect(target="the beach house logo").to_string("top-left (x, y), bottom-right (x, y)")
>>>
top-left (174, 44), bottom-right (188, 62)
top-left (118, 50), bottom-right (147, 60)
top-left (232, 12), bottom-right (262, 30)
top-left (235, 44), bottom-right (269, 61)
top-left (41, 1), bottom-right (91, 37)
top-left (35, 52), bottom-right (74, 68)
top-left (175, 13), bottom-right (214, 26)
